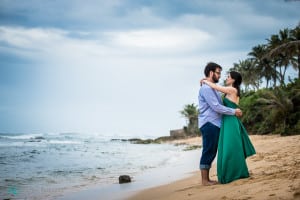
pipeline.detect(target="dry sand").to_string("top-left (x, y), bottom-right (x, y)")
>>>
top-left (127, 135), bottom-right (300, 200)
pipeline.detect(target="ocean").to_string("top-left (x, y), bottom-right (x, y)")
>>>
top-left (0, 132), bottom-right (201, 200)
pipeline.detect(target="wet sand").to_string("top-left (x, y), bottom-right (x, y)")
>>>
top-left (127, 135), bottom-right (300, 200)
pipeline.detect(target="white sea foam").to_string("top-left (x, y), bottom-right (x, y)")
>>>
top-left (0, 133), bottom-right (43, 140)
top-left (48, 140), bottom-right (82, 144)
top-left (0, 132), bottom-right (201, 200)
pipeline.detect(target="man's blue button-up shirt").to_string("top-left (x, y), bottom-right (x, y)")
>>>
top-left (198, 84), bottom-right (235, 129)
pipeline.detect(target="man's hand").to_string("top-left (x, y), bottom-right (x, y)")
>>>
top-left (235, 108), bottom-right (242, 117)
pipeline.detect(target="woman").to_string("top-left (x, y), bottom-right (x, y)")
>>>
top-left (201, 71), bottom-right (256, 184)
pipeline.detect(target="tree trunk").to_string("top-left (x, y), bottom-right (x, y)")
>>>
top-left (282, 65), bottom-right (288, 86)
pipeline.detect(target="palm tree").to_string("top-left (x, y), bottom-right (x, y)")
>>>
top-left (268, 26), bottom-right (300, 79)
top-left (267, 28), bottom-right (293, 86)
top-left (231, 59), bottom-right (261, 91)
top-left (255, 88), bottom-right (293, 134)
top-left (180, 103), bottom-right (199, 135)
top-left (290, 26), bottom-right (300, 78)
top-left (266, 34), bottom-right (282, 86)
top-left (248, 45), bottom-right (277, 88)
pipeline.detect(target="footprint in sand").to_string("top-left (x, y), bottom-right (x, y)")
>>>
top-left (251, 152), bottom-right (264, 161)
top-left (294, 191), bottom-right (300, 199)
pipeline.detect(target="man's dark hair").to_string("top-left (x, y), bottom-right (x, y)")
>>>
top-left (204, 62), bottom-right (222, 77)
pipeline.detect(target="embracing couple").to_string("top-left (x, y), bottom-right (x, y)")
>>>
top-left (198, 62), bottom-right (256, 185)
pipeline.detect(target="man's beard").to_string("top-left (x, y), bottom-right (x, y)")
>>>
top-left (212, 74), bottom-right (219, 83)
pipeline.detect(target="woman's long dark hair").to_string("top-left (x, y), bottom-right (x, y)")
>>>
top-left (230, 71), bottom-right (242, 97)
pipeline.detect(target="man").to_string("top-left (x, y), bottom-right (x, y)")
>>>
top-left (198, 62), bottom-right (242, 186)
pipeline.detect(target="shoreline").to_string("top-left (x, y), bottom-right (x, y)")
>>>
top-left (56, 142), bottom-right (202, 200)
top-left (127, 134), bottom-right (300, 200)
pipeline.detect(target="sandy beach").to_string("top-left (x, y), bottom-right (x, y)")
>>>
top-left (127, 135), bottom-right (300, 200)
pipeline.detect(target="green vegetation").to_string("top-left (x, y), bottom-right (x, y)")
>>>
top-left (234, 25), bottom-right (300, 135)
top-left (239, 79), bottom-right (300, 135)
top-left (181, 25), bottom-right (300, 136)
top-left (179, 103), bottom-right (200, 136)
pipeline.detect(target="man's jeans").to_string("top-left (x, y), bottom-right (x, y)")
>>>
top-left (199, 122), bottom-right (220, 170)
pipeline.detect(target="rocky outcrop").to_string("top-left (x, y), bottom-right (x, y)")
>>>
top-left (170, 129), bottom-right (186, 138)
top-left (119, 175), bottom-right (131, 184)
top-left (111, 134), bottom-right (189, 144)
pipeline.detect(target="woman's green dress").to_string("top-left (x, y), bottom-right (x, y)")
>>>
top-left (217, 97), bottom-right (256, 184)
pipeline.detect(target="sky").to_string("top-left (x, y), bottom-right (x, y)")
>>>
top-left (0, 0), bottom-right (299, 137)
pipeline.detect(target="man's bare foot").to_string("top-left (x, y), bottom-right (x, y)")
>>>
top-left (209, 180), bottom-right (219, 184)
top-left (202, 180), bottom-right (218, 186)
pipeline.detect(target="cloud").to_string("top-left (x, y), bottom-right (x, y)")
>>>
top-left (0, 25), bottom-right (208, 134)
top-left (0, 26), bottom-right (69, 61)
top-left (0, 25), bottom-right (214, 63)
top-left (107, 28), bottom-right (212, 52)
top-left (0, 0), bottom-right (299, 135)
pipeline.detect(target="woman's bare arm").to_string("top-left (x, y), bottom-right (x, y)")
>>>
top-left (201, 79), bottom-right (236, 95)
